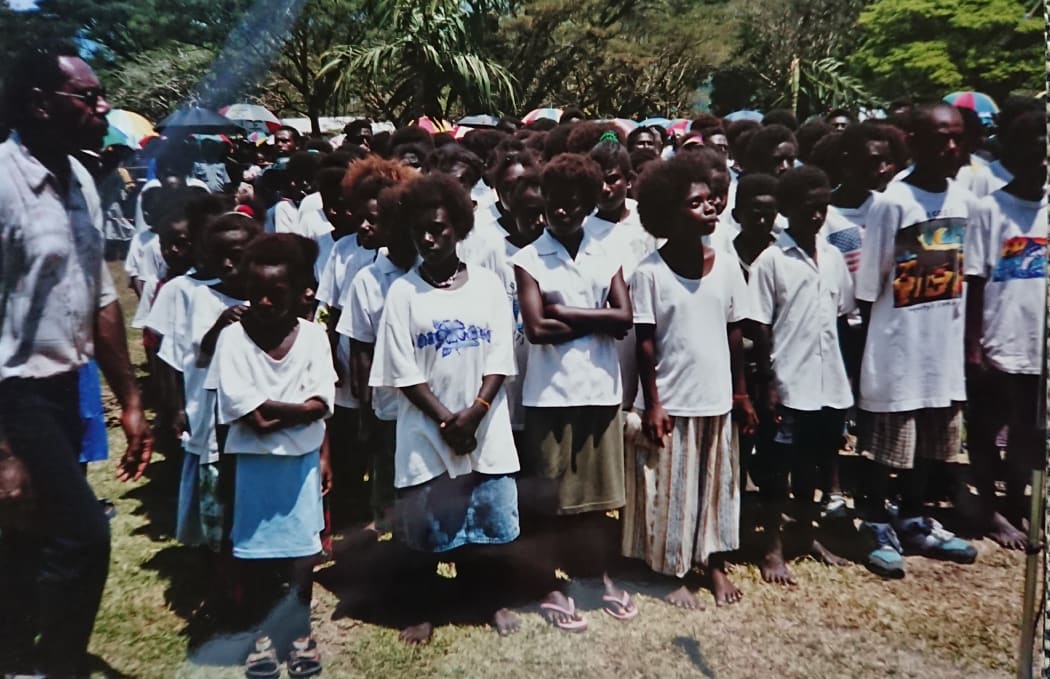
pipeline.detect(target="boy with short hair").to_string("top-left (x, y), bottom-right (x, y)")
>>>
top-left (855, 103), bottom-right (978, 578)
top-left (747, 166), bottom-right (855, 586)
top-left (963, 107), bottom-right (1047, 550)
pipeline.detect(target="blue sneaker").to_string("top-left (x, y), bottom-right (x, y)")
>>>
top-left (895, 516), bottom-right (977, 564)
top-left (860, 521), bottom-right (905, 579)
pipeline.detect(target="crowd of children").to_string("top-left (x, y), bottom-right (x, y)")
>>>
top-left (123, 98), bottom-right (1046, 675)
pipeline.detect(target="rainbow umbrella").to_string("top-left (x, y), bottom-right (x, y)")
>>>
top-left (943, 91), bottom-right (999, 125)
top-left (247, 131), bottom-right (270, 145)
top-left (639, 117), bottom-right (672, 129)
top-left (412, 116), bottom-right (453, 134)
top-left (667, 118), bottom-right (691, 136)
top-left (102, 125), bottom-right (133, 150)
top-left (610, 118), bottom-right (638, 137)
top-left (724, 109), bottom-right (763, 123)
top-left (106, 109), bottom-right (155, 149)
top-left (522, 107), bottom-right (562, 124)
top-left (220, 103), bottom-right (282, 134)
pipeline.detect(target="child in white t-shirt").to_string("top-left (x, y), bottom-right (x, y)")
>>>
top-left (208, 233), bottom-right (335, 676)
top-left (625, 154), bottom-right (756, 608)
top-left (855, 104), bottom-right (978, 579)
top-left (317, 158), bottom-right (411, 529)
top-left (513, 154), bottom-right (635, 631)
top-left (337, 183), bottom-right (415, 531)
top-left (748, 166), bottom-right (856, 587)
top-left (963, 107), bottom-right (1047, 552)
top-left (369, 174), bottom-right (521, 643)
top-left (179, 212), bottom-right (260, 554)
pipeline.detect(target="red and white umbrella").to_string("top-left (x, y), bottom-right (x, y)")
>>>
top-left (412, 116), bottom-right (454, 134)
top-left (220, 103), bottom-right (282, 134)
top-left (522, 107), bottom-right (563, 124)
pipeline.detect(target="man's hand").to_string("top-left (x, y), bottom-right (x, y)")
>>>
top-left (172, 409), bottom-right (189, 442)
top-left (116, 404), bottom-right (153, 482)
top-left (0, 438), bottom-right (31, 505)
top-left (732, 394), bottom-right (759, 436)
top-left (642, 403), bottom-right (674, 446)
top-left (320, 453), bottom-right (333, 496)
top-left (217, 304), bottom-right (248, 329)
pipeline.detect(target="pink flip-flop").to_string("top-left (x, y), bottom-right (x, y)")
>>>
top-left (539, 597), bottom-right (588, 632)
top-left (602, 591), bottom-right (639, 621)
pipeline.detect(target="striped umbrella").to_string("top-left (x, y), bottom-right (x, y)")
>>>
top-left (724, 109), bottom-right (763, 123)
top-left (106, 109), bottom-right (155, 149)
top-left (412, 116), bottom-right (454, 134)
top-left (522, 107), bottom-right (563, 124)
top-left (667, 118), bottom-right (692, 136)
top-left (220, 103), bottom-right (282, 134)
top-left (943, 91), bottom-right (999, 125)
top-left (610, 118), bottom-right (638, 137)
top-left (639, 117), bottom-right (672, 129)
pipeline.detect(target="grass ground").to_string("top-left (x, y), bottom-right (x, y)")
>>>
top-left (83, 263), bottom-right (1041, 678)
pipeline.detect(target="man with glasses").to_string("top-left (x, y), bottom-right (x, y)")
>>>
top-left (0, 42), bottom-right (152, 677)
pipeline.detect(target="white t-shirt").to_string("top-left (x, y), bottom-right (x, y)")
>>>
top-left (855, 181), bottom-right (973, 411)
top-left (131, 278), bottom-right (160, 329)
top-left (296, 192), bottom-right (323, 228)
top-left (964, 189), bottom-right (1047, 375)
top-left (458, 204), bottom-right (508, 267)
top-left (631, 248), bottom-right (749, 416)
top-left (368, 265), bottom-right (519, 488)
top-left (209, 318), bottom-right (336, 456)
top-left (146, 273), bottom-right (218, 365)
top-left (821, 208), bottom-right (864, 278)
top-left (582, 198), bottom-right (656, 280)
top-left (829, 193), bottom-right (875, 232)
top-left (476, 238), bottom-right (528, 428)
top-left (968, 159), bottom-right (1013, 199)
top-left (338, 251), bottom-right (409, 421)
top-left (511, 229), bottom-right (624, 408)
top-left (749, 230), bottom-right (855, 411)
top-left (125, 230), bottom-right (166, 282)
top-left (318, 234), bottom-right (381, 409)
top-left (186, 285), bottom-right (246, 461)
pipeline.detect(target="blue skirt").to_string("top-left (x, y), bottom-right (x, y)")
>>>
top-left (231, 451), bottom-right (324, 559)
top-left (78, 360), bottom-right (109, 463)
top-left (396, 472), bottom-right (520, 553)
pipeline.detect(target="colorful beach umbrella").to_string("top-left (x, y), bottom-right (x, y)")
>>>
top-left (220, 103), bottom-right (282, 134)
top-left (943, 91), bottom-right (999, 125)
top-left (412, 116), bottom-right (453, 134)
top-left (522, 107), bottom-right (563, 124)
top-left (610, 118), bottom-right (638, 137)
top-left (106, 109), bottom-right (155, 149)
top-left (638, 117), bottom-right (672, 129)
top-left (667, 118), bottom-right (692, 136)
top-left (724, 109), bottom-right (763, 123)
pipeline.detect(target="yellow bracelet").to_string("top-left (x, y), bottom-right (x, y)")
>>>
top-left (474, 397), bottom-right (491, 411)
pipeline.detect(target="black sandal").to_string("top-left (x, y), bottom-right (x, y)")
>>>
top-left (287, 636), bottom-right (322, 678)
top-left (244, 635), bottom-right (280, 679)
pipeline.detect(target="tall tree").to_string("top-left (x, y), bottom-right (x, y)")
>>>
top-left (323, 0), bottom-right (517, 124)
top-left (851, 0), bottom-right (1044, 102)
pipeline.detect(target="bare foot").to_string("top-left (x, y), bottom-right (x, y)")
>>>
top-left (492, 608), bottom-right (521, 636)
top-left (761, 549), bottom-right (797, 586)
top-left (664, 585), bottom-right (702, 610)
top-left (710, 567), bottom-right (743, 606)
top-left (398, 622), bottom-right (433, 645)
top-left (809, 539), bottom-right (850, 567)
top-left (988, 512), bottom-right (1027, 551)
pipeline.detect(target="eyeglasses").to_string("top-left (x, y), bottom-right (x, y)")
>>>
top-left (52, 88), bottom-right (107, 108)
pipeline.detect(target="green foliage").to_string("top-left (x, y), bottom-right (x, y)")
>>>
top-left (98, 42), bottom-right (218, 121)
top-left (723, 0), bottom-right (876, 117)
top-left (852, 0), bottom-right (1044, 101)
top-left (321, 0), bottom-right (517, 124)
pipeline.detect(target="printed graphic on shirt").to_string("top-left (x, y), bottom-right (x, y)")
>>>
top-left (826, 225), bottom-right (863, 272)
top-left (991, 236), bottom-right (1047, 282)
top-left (892, 218), bottom-right (965, 308)
top-left (416, 319), bottom-right (493, 357)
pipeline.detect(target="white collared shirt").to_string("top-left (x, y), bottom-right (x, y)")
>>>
top-left (0, 135), bottom-right (118, 381)
top-left (748, 230), bottom-right (855, 411)
top-left (511, 228), bottom-right (623, 407)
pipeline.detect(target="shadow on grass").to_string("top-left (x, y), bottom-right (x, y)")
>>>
top-left (671, 637), bottom-right (717, 678)
top-left (87, 653), bottom-right (137, 679)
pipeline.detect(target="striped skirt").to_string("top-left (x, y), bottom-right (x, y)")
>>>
top-left (621, 411), bottom-right (740, 577)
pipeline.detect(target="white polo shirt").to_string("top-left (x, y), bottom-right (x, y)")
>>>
top-left (0, 136), bottom-right (118, 381)
top-left (748, 230), bottom-right (855, 411)
top-left (511, 229), bottom-right (624, 407)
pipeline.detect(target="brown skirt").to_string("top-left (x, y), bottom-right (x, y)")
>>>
top-left (519, 406), bottom-right (625, 516)
top-left (621, 411), bottom-right (740, 576)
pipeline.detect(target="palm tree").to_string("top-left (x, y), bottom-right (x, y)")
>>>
top-left (322, 0), bottom-right (517, 124)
